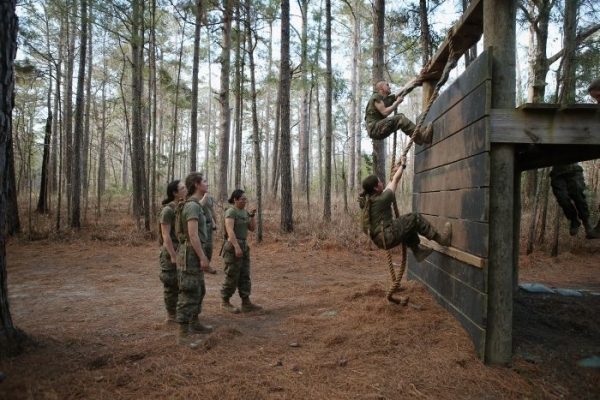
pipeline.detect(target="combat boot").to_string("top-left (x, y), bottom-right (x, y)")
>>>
top-left (241, 297), bottom-right (262, 313)
top-left (411, 244), bottom-right (433, 262)
top-left (178, 323), bottom-right (202, 347)
top-left (433, 222), bottom-right (452, 247)
top-left (569, 219), bottom-right (581, 236)
top-left (412, 122), bottom-right (433, 145)
top-left (189, 315), bottom-right (214, 334)
top-left (165, 312), bottom-right (177, 325)
top-left (221, 298), bottom-right (240, 314)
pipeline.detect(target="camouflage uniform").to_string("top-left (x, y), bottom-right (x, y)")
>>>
top-left (204, 195), bottom-right (215, 261)
top-left (158, 202), bottom-right (178, 316)
top-left (176, 198), bottom-right (209, 324)
top-left (368, 188), bottom-right (437, 250)
top-left (364, 92), bottom-right (417, 141)
top-left (220, 207), bottom-right (252, 300)
top-left (550, 164), bottom-right (591, 229)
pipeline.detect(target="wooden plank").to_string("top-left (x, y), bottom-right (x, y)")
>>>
top-left (414, 188), bottom-right (489, 222)
top-left (408, 256), bottom-right (487, 358)
top-left (517, 103), bottom-right (560, 111)
top-left (415, 118), bottom-right (489, 172)
top-left (516, 144), bottom-right (600, 171)
top-left (419, 236), bottom-right (486, 269)
top-left (414, 215), bottom-right (488, 258)
top-left (414, 152), bottom-right (490, 193)
top-left (559, 104), bottom-right (600, 112)
top-left (425, 50), bottom-right (492, 121)
top-left (412, 249), bottom-right (486, 292)
top-left (424, 82), bottom-right (489, 149)
top-left (490, 109), bottom-right (600, 145)
top-left (421, 0), bottom-right (484, 81)
top-left (409, 253), bottom-right (486, 325)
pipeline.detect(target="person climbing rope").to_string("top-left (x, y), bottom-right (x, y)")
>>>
top-left (364, 79), bottom-right (433, 144)
top-left (359, 155), bottom-right (452, 262)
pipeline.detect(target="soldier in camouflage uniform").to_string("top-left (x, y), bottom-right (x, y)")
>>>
top-left (220, 189), bottom-right (262, 313)
top-left (201, 193), bottom-right (218, 274)
top-left (359, 155), bottom-right (452, 262)
top-left (550, 164), bottom-right (596, 238)
top-left (364, 79), bottom-right (433, 144)
top-left (176, 172), bottom-right (214, 344)
top-left (158, 180), bottom-right (187, 324)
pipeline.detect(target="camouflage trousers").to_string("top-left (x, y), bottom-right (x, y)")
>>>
top-left (205, 224), bottom-right (214, 261)
top-left (158, 246), bottom-right (179, 314)
top-left (373, 213), bottom-right (437, 250)
top-left (551, 172), bottom-right (590, 223)
top-left (176, 242), bottom-right (207, 324)
top-left (367, 114), bottom-right (416, 141)
top-left (220, 240), bottom-right (251, 300)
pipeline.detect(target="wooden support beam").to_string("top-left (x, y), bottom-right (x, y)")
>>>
top-left (419, 237), bottom-right (486, 269)
top-left (490, 108), bottom-right (600, 145)
top-left (421, 0), bottom-right (484, 81)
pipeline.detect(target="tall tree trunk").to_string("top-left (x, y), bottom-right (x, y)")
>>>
top-left (82, 4), bottom-right (93, 221)
top-left (65, 0), bottom-right (76, 222)
top-left (130, 0), bottom-right (149, 229)
top-left (96, 37), bottom-right (107, 220)
top-left (218, 0), bottom-right (233, 202)
top-left (371, 0), bottom-right (385, 180)
top-left (170, 18), bottom-right (186, 181)
top-left (0, 0), bottom-right (27, 356)
top-left (37, 88), bottom-right (52, 213)
top-left (246, 0), bottom-right (262, 241)
top-left (280, 0), bottom-right (293, 231)
top-left (558, 0), bottom-right (578, 104)
top-left (149, 0), bottom-right (157, 218)
top-left (323, 0), bottom-right (332, 222)
top-left (233, 2), bottom-right (244, 189)
top-left (298, 0), bottom-right (310, 194)
top-left (190, 0), bottom-right (204, 172)
top-left (71, 0), bottom-right (87, 228)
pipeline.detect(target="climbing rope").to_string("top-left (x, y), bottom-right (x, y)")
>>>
top-left (384, 28), bottom-right (459, 305)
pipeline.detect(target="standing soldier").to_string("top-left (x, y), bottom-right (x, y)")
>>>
top-left (220, 189), bottom-right (262, 313)
top-left (158, 180), bottom-right (187, 324)
top-left (176, 172), bottom-right (214, 344)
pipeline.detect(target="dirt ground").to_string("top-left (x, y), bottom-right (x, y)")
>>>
top-left (0, 221), bottom-right (599, 399)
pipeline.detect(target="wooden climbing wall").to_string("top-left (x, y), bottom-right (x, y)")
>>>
top-left (408, 50), bottom-right (493, 358)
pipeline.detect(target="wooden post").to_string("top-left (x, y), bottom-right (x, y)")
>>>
top-left (484, 0), bottom-right (516, 364)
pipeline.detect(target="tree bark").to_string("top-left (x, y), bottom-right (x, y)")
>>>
top-left (323, 0), bottom-right (332, 222)
top-left (279, 0), bottom-right (293, 232)
top-left (246, 0), bottom-right (262, 241)
top-left (371, 0), bottom-right (385, 180)
top-left (218, 0), bottom-right (233, 202)
top-left (0, 0), bottom-right (27, 357)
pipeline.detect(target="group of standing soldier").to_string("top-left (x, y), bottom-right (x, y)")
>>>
top-left (158, 172), bottom-right (261, 345)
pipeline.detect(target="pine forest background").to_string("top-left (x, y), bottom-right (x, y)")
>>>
top-left (9, 0), bottom-right (600, 251)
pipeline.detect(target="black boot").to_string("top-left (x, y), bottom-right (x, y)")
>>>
top-left (569, 219), bottom-right (581, 236)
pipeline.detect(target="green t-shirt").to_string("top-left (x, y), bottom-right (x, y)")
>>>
top-left (159, 202), bottom-right (178, 245)
top-left (182, 198), bottom-right (208, 244)
top-left (368, 188), bottom-right (395, 236)
top-left (224, 206), bottom-right (250, 240)
top-left (364, 92), bottom-right (395, 131)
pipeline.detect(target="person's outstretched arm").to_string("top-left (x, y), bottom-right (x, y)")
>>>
top-left (386, 155), bottom-right (407, 193)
